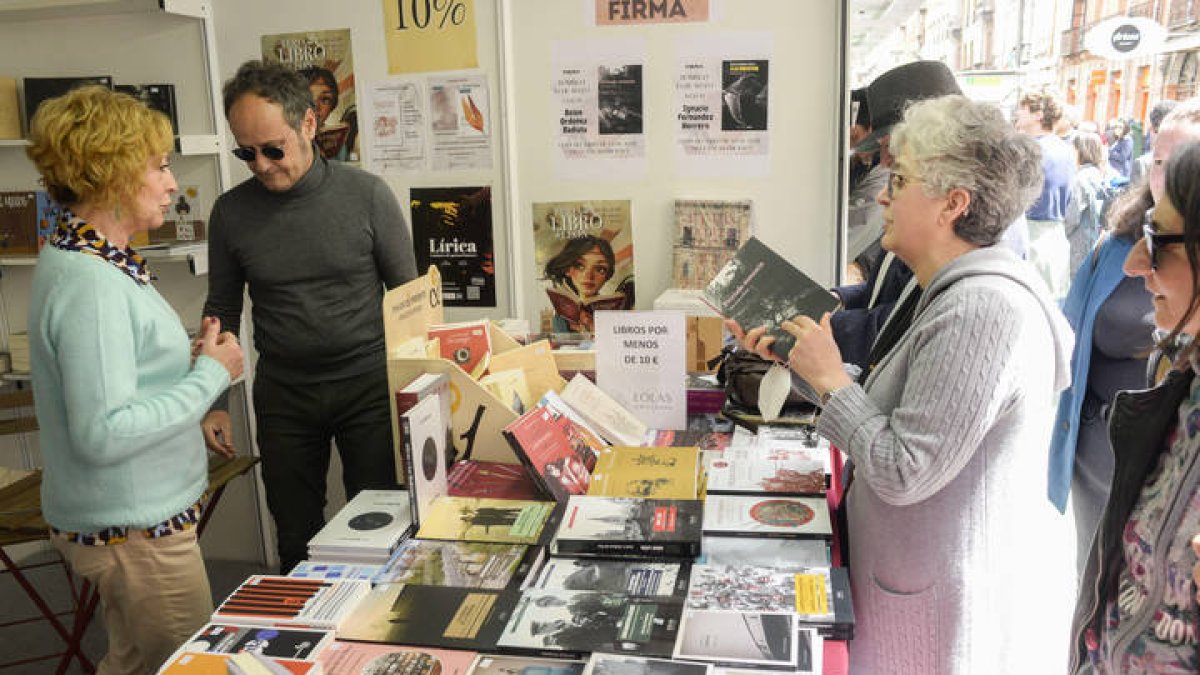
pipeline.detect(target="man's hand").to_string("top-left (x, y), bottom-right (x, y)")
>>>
top-left (202, 410), bottom-right (235, 458)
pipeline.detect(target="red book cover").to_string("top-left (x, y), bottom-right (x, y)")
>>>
top-left (502, 405), bottom-right (606, 504)
top-left (447, 460), bottom-right (543, 500)
top-left (428, 320), bottom-right (492, 378)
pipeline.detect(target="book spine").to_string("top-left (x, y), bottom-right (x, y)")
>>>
top-left (700, 528), bottom-right (831, 541)
top-left (501, 429), bottom-right (555, 502)
top-left (401, 415), bottom-right (420, 517)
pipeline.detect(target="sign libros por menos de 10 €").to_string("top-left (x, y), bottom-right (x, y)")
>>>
top-left (595, 310), bottom-right (687, 431)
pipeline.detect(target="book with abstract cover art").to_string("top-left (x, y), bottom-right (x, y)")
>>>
top-left (532, 200), bottom-right (634, 335)
top-left (503, 404), bottom-right (605, 504)
top-left (672, 199), bottom-right (752, 290)
top-left (336, 583), bottom-right (515, 651)
top-left (306, 489), bottom-right (413, 563)
top-left (159, 652), bottom-right (319, 674)
top-left (702, 495), bottom-right (831, 541)
top-left (417, 496), bottom-right (554, 545)
top-left (178, 623), bottom-right (333, 661)
top-left (410, 186), bottom-right (495, 308)
top-left (212, 576), bottom-right (370, 630)
top-left (262, 29), bottom-right (359, 162)
top-left (703, 237), bottom-right (839, 362)
top-left (372, 539), bottom-right (533, 590)
top-left (497, 590), bottom-right (683, 659)
top-left (551, 496), bottom-right (703, 559)
top-left (318, 641), bottom-right (477, 675)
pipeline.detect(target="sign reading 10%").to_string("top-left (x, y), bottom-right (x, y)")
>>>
top-left (393, 0), bottom-right (467, 30)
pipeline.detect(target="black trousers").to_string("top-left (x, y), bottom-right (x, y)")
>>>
top-left (253, 365), bottom-right (397, 574)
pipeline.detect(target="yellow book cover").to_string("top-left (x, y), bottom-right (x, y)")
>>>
top-left (479, 368), bottom-right (532, 414)
top-left (486, 339), bottom-right (565, 403)
top-left (587, 445), bottom-right (701, 499)
top-left (0, 77), bottom-right (19, 140)
top-left (416, 496), bottom-right (553, 544)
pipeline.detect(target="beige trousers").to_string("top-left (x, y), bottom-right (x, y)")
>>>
top-left (52, 528), bottom-right (213, 674)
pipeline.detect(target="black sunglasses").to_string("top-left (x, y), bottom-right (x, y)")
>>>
top-left (232, 144), bottom-right (285, 162)
top-left (1143, 222), bottom-right (1186, 270)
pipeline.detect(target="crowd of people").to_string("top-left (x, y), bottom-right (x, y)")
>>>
top-left (19, 50), bottom-right (1200, 674)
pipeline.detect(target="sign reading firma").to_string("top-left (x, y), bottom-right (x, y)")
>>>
top-left (596, 0), bottom-right (709, 25)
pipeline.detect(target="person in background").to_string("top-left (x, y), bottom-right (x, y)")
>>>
top-left (845, 86), bottom-right (887, 283)
top-left (1064, 131), bottom-right (1121, 273)
top-left (1132, 100), bottom-right (1179, 186)
top-left (1069, 140), bottom-right (1200, 674)
top-left (1107, 118), bottom-right (1134, 179)
top-left (734, 96), bottom-right (1075, 673)
top-left (1057, 102), bottom-right (1082, 142)
top-left (25, 86), bottom-right (244, 673)
top-left (202, 60), bottom-right (416, 574)
top-left (1015, 88), bottom-right (1076, 301)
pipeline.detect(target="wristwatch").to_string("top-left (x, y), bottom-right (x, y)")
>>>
top-left (820, 385), bottom-right (844, 407)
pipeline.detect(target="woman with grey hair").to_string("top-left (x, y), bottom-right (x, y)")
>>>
top-left (731, 95), bottom-right (1076, 673)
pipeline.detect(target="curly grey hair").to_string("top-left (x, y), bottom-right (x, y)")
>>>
top-left (890, 95), bottom-right (1044, 246)
top-left (222, 60), bottom-right (313, 132)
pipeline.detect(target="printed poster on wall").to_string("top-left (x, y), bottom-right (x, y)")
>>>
top-left (410, 186), bottom-right (496, 307)
top-left (365, 77), bottom-right (427, 174)
top-left (595, 310), bottom-right (687, 431)
top-left (674, 32), bottom-right (773, 176)
top-left (531, 200), bottom-right (635, 336)
top-left (262, 28), bottom-right (360, 163)
top-left (551, 39), bottom-right (647, 181)
top-left (382, 0), bottom-right (479, 74)
top-left (428, 74), bottom-right (492, 171)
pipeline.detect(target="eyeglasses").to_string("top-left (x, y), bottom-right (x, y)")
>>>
top-left (231, 144), bottom-right (285, 162)
top-left (1142, 222), bottom-right (1186, 270)
top-left (886, 171), bottom-right (913, 199)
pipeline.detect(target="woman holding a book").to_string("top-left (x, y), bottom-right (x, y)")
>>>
top-left (731, 95), bottom-right (1076, 673)
top-left (25, 86), bottom-right (243, 673)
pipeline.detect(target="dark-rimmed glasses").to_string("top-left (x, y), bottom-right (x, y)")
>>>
top-left (1143, 222), bottom-right (1186, 270)
top-left (232, 144), bottom-right (285, 162)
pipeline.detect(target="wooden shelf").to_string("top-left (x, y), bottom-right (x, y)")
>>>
top-left (0, 0), bottom-right (210, 22)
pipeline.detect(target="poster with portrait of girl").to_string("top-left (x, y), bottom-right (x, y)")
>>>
top-left (531, 200), bottom-right (635, 336)
top-left (262, 28), bottom-right (359, 163)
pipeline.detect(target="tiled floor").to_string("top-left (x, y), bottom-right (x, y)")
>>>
top-left (0, 546), bottom-right (268, 675)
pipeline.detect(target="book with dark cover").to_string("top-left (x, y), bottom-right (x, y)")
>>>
top-left (372, 539), bottom-right (536, 590)
top-left (22, 76), bottom-right (112, 133)
top-left (336, 584), bottom-right (516, 651)
top-left (114, 83), bottom-right (178, 135)
top-left (702, 237), bottom-right (839, 362)
top-left (551, 496), bottom-right (703, 559)
top-left (496, 590), bottom-right (683, 659)
top-left (180, 623), bottom-right (333, 660)
top-left (529, 558), bottom-right (688, 597)
top-left (411, 186), bottom-right (496, 308)
top-left (447, 460), bottom-right (543, 501)
top-left (0, 192), bottom-right (38, 256)
top-left (503, 404), bottom-right (605, 504)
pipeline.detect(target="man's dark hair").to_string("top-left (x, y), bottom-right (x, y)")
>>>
top-left (1149, 100), bottom-right (1180, 133)
top-left (1019, 89), bottom-right (1063, 131)
top-left (222, 60), bottom-right (313, 131)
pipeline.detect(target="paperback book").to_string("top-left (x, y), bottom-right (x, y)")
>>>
top-left (481, 368), bottom-right (533, 414)
top-left (503, 404), bottom-right (605, 504)
top-left (179, 622), bottom-right (333, 661)
top-left (417, 496), bottom-right (554, 545)
top-left (496, 590), bottom-right (683, 659)
top-left (336, 583), bottom-right (514, 651)
top-left (699, 536), bottom-right (829, 569)
top-left (702, 237), bottom-right (839, 362)
top-left (288, 561), bottom-right (383, 582)
top-left (430, 320), bottom-right (493, 378)
top-left (529, 558), bottom-right (687, 597)
top-left (401, 393), bottom-right (451, 528)
top-left (551, 496), bottom-right (703, 559)
top-left (372, 539), bottom-right (534, 590)
top-left (306, 489), bottom-right (413, 563)
top-left (212, 576), bottom-right (370, 631)
top-left (587, 446), bottom-right (701, 500)
top-left (317, 641), bottom-right (477, 675)
top-left (0, 191), bottom-right (39, 256)
top-left (158, 652), bottom-right (320, 674)
top-left (468, 654), bottom-right (586, 675)
top-left (704, 450), bottom-right (825, 496)
top-left (559, 373), bottom-right (647, 447)
top-left (585, 653), bottom-right (712, 675)
top-left (447, 460), bottom-right (544, 501)
top-left (702, 495), bottom-right (831, 541)
top-left (486, 339), bottom-right (565, 406)
top-left (673, 610), bottom-right (797, 670)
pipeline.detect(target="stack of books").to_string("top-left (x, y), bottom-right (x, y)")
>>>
top-left (306, 489), bottom-right (413, 564)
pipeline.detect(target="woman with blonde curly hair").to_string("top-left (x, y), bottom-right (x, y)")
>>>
top-left (26, 86), bottom-right (243, 673)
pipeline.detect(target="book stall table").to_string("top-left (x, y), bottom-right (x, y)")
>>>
top-left (0, 455), bottom-right (258, 674)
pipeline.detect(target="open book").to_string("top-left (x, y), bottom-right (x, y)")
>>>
top-left (546, 284), bottom-right (627, 327)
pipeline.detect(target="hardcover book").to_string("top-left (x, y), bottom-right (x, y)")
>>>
top-left (502, 404), bottom-right (605, 504)
top-left (22, 76), bottom-right (112, 134)
top-left (0, 191), bottom-right (39, 256)
top-left (317, 640), bottom-right (477, 675)
top-left (673, 610), bottom-right (797, 669)
top-left (401, 393), bottom-right (451, 528)
top-left (529, 558), bottom-right (686, 597)
top-left (410, 186), bottom-right (496, 307)
top-left (417, 496), bottom-right (554, 545)
top-left (551, 496), bottom-right (703, 559)
top-left (179, 622), bottom-right (333, 661)
top-left (702, 495), bottom-right (831, 541)
top-left (212, 576), bottom-right (370, 631)
top-left (306, 489), bottom-right (413, 562)
top-left (468, 654), bottom-right (586, 675)
top-left (531, 200), bottom-right (634, 335)
top-left (429, 320), bottom-right (493, 379)
top-left (447, 460), bottom-right (544, 501)
top-left (587, 446), bottom-right (701, 500)
top-left (585, 653), bottom-right (711, 675)
top-left (372, 539), bottom-right (533, 590)
top-left (335, 583), bottom-right (514, 651)
top-left (672, 199), bottom-right (753, 290)
top-left (496, 590), bottom-right (683, 659)
top-left (702, 237), bottom-right (839, 362)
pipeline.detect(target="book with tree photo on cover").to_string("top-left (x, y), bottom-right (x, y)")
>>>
top-left (702, 237), bottom-right (839, 362)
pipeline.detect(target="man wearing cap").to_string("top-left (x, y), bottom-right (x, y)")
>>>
top-left (1014, 89), bottom-right (1075, 301)
top-left (845, 87), bottom-right (887, 282)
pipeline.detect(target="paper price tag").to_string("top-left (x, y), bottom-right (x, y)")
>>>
top-left (794, 573), bottom-right (829, 615)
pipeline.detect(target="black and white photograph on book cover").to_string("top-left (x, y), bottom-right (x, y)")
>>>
top-left (469, 654), bottom-right (587, 675)
top-left (673, 610), bottom-right (797, 669)
top-left (531, 558), bottom-right (685, 596)
top-left (585, 652), bottom-right (712, 675)
top-left (497, 590), bottom-right (683, 657)
top-left (597, 64), bottom-right (643, 135)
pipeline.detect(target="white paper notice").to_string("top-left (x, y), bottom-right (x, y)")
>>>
top-left (551, 38), bottom-right (647, 181)
top-left (365, 78), bottom-right (427, 174)
top-left (428, 74), bottom-right (493, 171)
top-left (595, 310), bottom-right (687, 430)
top-left (674, 32), bottom-right (772, 177)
